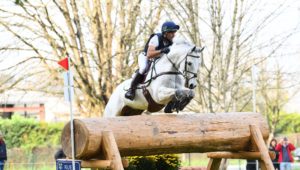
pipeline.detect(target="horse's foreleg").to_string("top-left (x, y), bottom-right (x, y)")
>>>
top-left (157, 87), bottom-right (194, 103)
top-left (177, 90), bottom-right (195, 110)
top-left (158, 88), bottom-right (195, 113)
top-left (157, 87), bottom-right (177, 104)
top-left (164, 100), bottom-right (180, 113)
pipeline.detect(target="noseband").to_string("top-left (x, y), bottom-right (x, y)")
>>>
top-left (166, 47), bottom-right (201, 89)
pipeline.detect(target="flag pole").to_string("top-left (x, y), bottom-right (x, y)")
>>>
top-left (67, 55), bottom-right (76, 170)
top-left (252, 65), bottom-right (257, 113)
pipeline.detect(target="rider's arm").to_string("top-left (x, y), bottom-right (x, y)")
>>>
top-left (147, 35), bottom-right (163, 59)
top-left (147, 46), bottom-right (162, 59)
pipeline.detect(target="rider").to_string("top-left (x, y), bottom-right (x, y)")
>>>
top-left (125, 21), bottom-right (180, 100)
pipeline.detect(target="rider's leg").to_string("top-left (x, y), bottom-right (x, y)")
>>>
top-left (125, 72), bottom-right (145, 100)
top-left (138, 52), bottom-right (150, 75)
top-left (125, 53), bottom-right (149, 100)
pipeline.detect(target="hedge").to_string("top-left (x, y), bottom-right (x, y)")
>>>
top-left (0, 115), bottom-right (64, 150)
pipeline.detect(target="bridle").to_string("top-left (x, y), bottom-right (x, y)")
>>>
top-left (165, 46), bottom-right (202, 89)
top-left (139, 46), bottom-right (203, 89)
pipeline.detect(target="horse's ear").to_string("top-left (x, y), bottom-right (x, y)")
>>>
top-left (192, 46), bottom-right (196, 52)
top-left (199, 47), bottom-right (205, 53)
top-left (193, 46), bottom-right (205, 53)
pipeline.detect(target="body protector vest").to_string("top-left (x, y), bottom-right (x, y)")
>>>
top-left (143, 33), bottom-right (173, 55)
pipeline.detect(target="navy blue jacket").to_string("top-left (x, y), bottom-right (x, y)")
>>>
top-left (143, 33), bottom-right (173, 54)
top-left (0, 140), bottom-right (7, 161)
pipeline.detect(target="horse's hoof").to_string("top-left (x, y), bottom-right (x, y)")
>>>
top-left (164, 106), bottom-right (173, 113)
top-left (164, 102), bottom-right (174, 113)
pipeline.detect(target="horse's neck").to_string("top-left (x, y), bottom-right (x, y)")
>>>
top-left (144, 55), bottom-right (181, 84)
top-left (146, 43), bottom-right (191, 81)
top-left (152, 56), bottom-right (177, 73)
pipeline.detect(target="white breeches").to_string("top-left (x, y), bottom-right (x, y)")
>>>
top-left (138, 52), bottom-right (151, 74)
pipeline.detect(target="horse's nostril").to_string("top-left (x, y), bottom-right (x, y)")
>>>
top-left (189, 84), bottom-right (196, 89)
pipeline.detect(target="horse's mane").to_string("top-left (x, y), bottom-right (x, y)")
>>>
top-left (169, 38), bottom-right (194, 59)
top-left (173, 37), bottom-right (191, 45)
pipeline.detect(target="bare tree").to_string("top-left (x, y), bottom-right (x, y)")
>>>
top-left (258, 63), bottom-right (300, 141)
top-left (0, 0), bottom-right (163, 116)
top-left (165, 0), bottom-right (299, 113)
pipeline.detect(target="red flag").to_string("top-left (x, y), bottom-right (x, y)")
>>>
top-left (58, 57), bottom-right (69, 70)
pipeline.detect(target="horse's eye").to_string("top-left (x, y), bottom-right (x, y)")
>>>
top-left (188, 62), bottom-right (192, 66)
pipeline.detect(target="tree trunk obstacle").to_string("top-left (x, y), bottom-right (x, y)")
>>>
top-left (60, 112), bottom-right (275, 170)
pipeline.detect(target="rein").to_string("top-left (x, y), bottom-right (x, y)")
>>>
top-left (137, 48), bottom-right (201, 89)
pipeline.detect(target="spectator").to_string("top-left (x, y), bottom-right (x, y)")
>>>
top-left (269, 138), bottom-right (280, 170)
top-left (0, 131), bottom-right (7, 170)
top-left (276, 137), bottom-right (295, 170)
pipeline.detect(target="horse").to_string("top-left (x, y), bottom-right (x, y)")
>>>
top-left (104, 40), bottom-right (203, 117)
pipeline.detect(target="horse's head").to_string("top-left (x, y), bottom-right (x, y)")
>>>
top-left (168, 41), bottom-right (204, 89)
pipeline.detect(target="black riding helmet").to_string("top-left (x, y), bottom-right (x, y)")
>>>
top-left (161, 21), bottom-right (180, 34)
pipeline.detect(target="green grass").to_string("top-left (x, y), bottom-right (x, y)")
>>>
top-left (5, 164), bottom-right (55, 170)
top-left (179, 154), bottom-right (208, 167)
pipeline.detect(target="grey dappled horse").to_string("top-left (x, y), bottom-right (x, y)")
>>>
top-left (104, 40), bottom-right (203, 117)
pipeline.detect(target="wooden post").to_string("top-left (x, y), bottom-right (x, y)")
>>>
top-left (250, 125), bottom-right (274, 170)
top-left (207, 151), bottom-right (276, 160)
top-left (207, 158), bottom-right (222, 170)
top-left (219, 158), bottom-right (228, 170)
top-left (39, 103), bottom-right (45, 121)
top-left (259, 160), bottom-right (267, 170)
top-left (81, 160), bottom-right (112, 168)
top-left (102, 131), bottom-right (124, 170)
top-left (24, 104), bottom-right (27, 117)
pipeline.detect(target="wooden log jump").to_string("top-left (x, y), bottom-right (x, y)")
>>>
top-left (61, 112), bottom-right (274, 170)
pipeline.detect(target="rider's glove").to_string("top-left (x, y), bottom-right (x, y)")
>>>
top-left (160, 47), bottom-right (170, 54)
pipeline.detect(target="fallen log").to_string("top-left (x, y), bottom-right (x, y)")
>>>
top-left (61, 112), bottom-right (269, 159)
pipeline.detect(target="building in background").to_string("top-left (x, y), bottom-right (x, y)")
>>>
top-left (0, 90), bottom-right (79, 122)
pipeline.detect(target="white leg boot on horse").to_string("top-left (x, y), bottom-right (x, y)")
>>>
top-left (158, 88), bottom-right (195, 113)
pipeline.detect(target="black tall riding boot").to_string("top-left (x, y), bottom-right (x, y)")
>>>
top-left (125, 73), bottom-right (145, 100)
